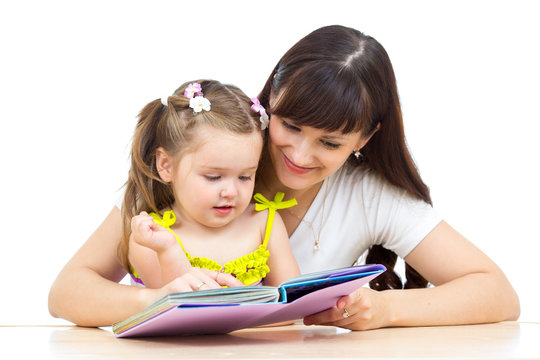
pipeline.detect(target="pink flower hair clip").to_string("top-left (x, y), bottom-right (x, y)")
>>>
top-left (184, 83), bottom-right (202, 98)
top-left (251, 97), bottom-right (269, 130)
top-left (184, 82), bottom-right (211, 113)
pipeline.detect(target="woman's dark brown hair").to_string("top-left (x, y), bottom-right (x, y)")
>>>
top-left (259, 25), bottom-right (431, 290)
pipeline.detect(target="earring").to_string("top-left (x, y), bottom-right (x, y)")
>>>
top-left (353, 149), bottom-right (363, 159)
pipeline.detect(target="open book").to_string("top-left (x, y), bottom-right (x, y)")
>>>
top-left (113, 264), bottom-right (385, 337)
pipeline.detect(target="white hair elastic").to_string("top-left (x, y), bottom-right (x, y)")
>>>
top-left (161, 96), bottom-right (168, 106)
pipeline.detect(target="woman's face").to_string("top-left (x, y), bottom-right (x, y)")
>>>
top-left (267, 114), bottom-right (363, 190)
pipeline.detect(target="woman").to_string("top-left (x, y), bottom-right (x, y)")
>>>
top-left (48, 25), bottom-right (519, 329)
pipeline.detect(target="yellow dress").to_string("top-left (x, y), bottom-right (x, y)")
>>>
top-left (130, 192), bottom-right (297, 286)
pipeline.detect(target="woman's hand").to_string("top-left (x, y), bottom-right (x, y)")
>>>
top-left (303, 287), bottom-right (392, 331)
top-left (131, 211), bottom-right (176, 253)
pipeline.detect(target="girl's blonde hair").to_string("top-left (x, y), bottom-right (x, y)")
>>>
top-left (118, 79), bottom-right (262, 271)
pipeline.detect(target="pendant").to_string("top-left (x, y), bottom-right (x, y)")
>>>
top-left (313, 241), bottom-right (320, 251)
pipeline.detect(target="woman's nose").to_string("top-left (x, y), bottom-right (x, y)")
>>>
top-left (290, 139), bottom-right (314, 167)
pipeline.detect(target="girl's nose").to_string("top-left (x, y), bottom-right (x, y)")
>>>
top-left (220, 180), bottom-right (238, 198)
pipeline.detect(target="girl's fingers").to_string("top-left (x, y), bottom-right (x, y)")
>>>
top-left (160, 270), bottom-right (217, 295)
top-left (201, 268), bottom-right (244, 287)
top-left (182, 269), bottom-right (221, 290)
top-left (163, 277), bottom-right (193, 294)
top-left (156, 269), bottom-right (246, 304)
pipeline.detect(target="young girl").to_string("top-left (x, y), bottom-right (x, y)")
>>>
top-left (121, 79), bottom-right (300, 291)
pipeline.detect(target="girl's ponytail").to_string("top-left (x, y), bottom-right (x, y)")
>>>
top-left (118, 99), bottom-right (174, 271)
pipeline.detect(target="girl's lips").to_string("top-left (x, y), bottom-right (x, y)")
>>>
top-left (283, 154), bottom-right (314, 175)
top-left (214, 206), bottom-right (233, 215)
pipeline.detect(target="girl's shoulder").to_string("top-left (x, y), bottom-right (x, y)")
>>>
top-left (247, 202), bottom-right (272, 224)
top-left (231, 203), bottom-right (268, 242)
top-left (239, 202), bottom-right (268, 224)
top-left (246, 197), bottom-right (287, 236)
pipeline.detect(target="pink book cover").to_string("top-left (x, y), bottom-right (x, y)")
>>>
top-left (113, 264), bottom-right (385, 337)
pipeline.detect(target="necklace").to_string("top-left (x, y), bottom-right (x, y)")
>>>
top-left (283, 180), bottom-right (329, 251)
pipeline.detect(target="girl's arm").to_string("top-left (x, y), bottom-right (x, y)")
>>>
top-left (48, 207), bottom-right (242, 327)
top-left (263, 211), bottom-right (300, 287)
top-left (259, 211), bottom-right (301, 327)
top-left (303, 221), bottom-right (520, 330)
top-left (129, 211), bottom-right (193, 288)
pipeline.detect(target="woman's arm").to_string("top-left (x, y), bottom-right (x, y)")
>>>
top-left (303, 221), bottom-right (520, 330)
top-left (48, 207), bottom-right (241, 327)
top-left (48, 207), bottom-right (151, 326)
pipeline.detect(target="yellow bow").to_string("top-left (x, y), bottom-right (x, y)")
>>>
top-left (150, 210), bottom-right (176, 228)
top-left (253, 192), bottom-right (297, 246)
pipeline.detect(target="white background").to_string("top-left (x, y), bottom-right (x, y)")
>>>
top-left (0, 0), bottom-right (538, 325)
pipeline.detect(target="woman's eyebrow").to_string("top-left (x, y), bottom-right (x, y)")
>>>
top-left (321, 134), bottom-right (347, 141)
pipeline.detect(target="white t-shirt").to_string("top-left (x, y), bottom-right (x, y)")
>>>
top-left (289, 165), bottom-right (442, 274)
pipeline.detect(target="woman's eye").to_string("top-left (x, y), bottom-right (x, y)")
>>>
top-left (321, 140), bottom-right (341, 149)
top-left (205, 175), bottom-right (221, 181)
top-left (281, 120), bottom-right (301, 132)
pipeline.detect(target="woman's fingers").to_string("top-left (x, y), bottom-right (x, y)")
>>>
top-left (303, 288), bottom-right (380, 330)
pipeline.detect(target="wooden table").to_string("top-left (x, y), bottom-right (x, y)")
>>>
top-left (2, 322), bottom-right (539, 359)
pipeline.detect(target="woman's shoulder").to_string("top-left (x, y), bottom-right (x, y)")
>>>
top-left (330, 164), bottom-right (426, 207)
top-left (331, 164), bottom-right (391, 194)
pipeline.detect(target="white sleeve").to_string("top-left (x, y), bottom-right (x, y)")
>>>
top-left (290, 166), bottom-right (443, 274)
top-left (358, 170), bottom-right (442, 258)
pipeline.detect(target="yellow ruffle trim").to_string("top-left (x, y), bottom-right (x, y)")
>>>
top-left (132, 192), bottom-right (295, 287)
top-left (223, 245), bottom-right (270, 285)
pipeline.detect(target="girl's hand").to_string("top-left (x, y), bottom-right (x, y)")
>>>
top-left (164, 268), bottom-right (245, 292)
top-left (303, 287), bottom-right (391, 331)
top-left (141, 267), bottom-right (245, 306)
top-left (131, 211), bottom-right (176, 253)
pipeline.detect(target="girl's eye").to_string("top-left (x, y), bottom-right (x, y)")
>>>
top-left (281, 120), bottom-right (301, 132)
top-left (321, 140), bottom-right (341, 149)
top-left (205, 175), bottom-right (221, 181)
top-left (239, 176), bottom-right (252, 181)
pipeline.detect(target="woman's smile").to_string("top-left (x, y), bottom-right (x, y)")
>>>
top-left (282, 153), bottom-right (315, 175)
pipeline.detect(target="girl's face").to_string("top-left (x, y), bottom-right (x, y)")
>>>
top-left (267, 114), bottom-right (364, 190)
top-left (163, 125), bottom-right (263, 228)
